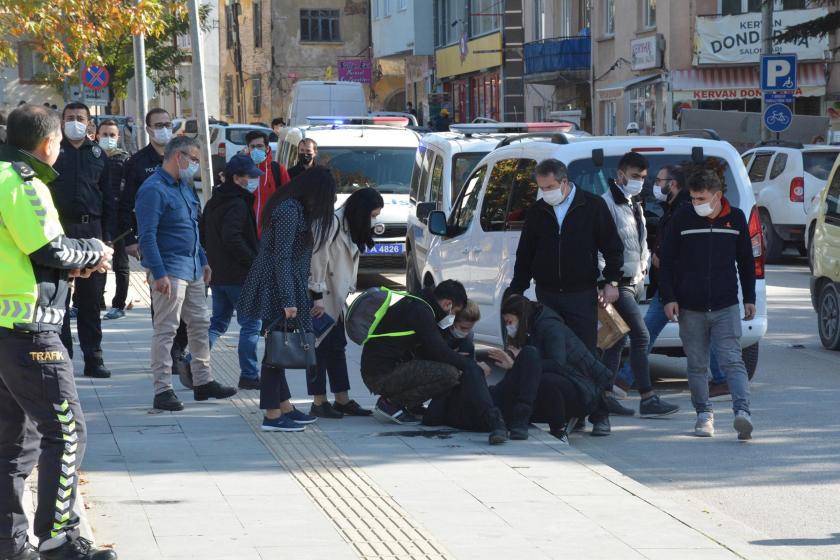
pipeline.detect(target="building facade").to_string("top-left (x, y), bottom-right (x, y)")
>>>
top-left (0, 42), bottom-right (63, 113)
top-left (592, 0), bottom-right (829, 136)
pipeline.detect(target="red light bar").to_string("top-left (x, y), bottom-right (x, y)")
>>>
top-left (631, 147), bottom-right (666, 152)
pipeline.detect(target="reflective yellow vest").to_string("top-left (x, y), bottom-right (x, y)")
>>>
top-left (0, 161), bottom-right (64, 328)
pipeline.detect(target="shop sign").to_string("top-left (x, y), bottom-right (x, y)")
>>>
top-left (631, 35), bottom-right (662, 71)
top-left (338, 59), bottom-right (372, 83)
top-left (691, 87), bottom-right (804, 100)
top-left (694, 8), bottom-right (828, 65)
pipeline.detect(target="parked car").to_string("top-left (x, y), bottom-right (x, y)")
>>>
top-left (422, 133), bottom-right (767, 377)
top-left (209, 123), bottom-right (277, 179)
top-left (286, 81), bottom-right (367, 127)
top-left (810, 156), bottom-right (840, 350)
top-left (741, 141), bottom-right (840, 262)
top-left (277, 116), bottom-right (420, 274)
top-left (406, 122), bottom-right (585, 292)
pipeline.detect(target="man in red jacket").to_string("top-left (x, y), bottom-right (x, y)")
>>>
top-left (244, 130), bottom-right (289, 237)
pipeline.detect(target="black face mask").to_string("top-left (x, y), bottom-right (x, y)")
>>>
top-left (298, 153), bottom-right (313, 166)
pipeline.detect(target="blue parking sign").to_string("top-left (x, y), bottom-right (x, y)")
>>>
top-left (760, 54), bottom-right (797, 91)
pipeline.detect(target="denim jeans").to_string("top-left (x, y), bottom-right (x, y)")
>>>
top-left (307, 319), bottom-right (351, 396)
top-left (678, 305), bottom-right (751, 414)
top-left (208, 284), bottom-right (261, 379)
top-left (617, 290), bottom-right (725, 387)
top-left (601, 284), bottom-right (653, 394)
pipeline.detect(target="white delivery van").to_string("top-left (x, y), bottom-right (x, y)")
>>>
top-left (286, 81), bottom-right (367, 127)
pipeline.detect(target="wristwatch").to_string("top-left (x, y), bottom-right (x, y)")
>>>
top-left (608, 281), bottom-right (619, 288)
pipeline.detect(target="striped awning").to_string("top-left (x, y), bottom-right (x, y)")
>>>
top-left (672, 62), bottom-right (825, 97)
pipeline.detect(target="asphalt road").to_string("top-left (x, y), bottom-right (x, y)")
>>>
top-left (570, 256), bottom-right (840, 560)
top-left (361, 261), bottom-right (839, 560)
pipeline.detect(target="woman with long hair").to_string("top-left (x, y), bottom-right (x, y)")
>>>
top-left (489, 295), bottom-right (613, 439)
top-left (307, 187), bottom-right (384, 418)
top-left (238, 166), bottom-right (337, 432)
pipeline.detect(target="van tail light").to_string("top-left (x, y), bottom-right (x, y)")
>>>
top-left (748, 205), bottom-right (765, 280)
top-left (789, 177), bottom-right (804, 202)
top-left (218, 142), bottom-right (226, 158)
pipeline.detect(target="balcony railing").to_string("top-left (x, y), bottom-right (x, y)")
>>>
top-left (524, 35), bottom-right (591, 75)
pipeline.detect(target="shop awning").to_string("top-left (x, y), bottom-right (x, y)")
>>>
top-left (596, 73), bottom-right (664, 93)
top-left (672, 62), bottom-right (826, 100)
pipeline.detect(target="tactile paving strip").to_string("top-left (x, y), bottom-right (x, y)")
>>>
top-left (128, 269), bottom-right (451, 559)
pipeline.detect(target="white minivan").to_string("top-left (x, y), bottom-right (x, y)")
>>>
top-left (422, 133), bottom-right (768, 377)
top-left (277, 117), bottom-right (420, 274)
top-left (286, 81), bottom-right (367, 127)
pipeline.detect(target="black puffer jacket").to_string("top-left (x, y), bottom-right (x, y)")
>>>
top-left (527, 304), bottom-right (612, 411)
top-left (201, 181), bottom-right (258, 286)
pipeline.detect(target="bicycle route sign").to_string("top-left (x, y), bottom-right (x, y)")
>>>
top-left (763, 103), bottom-right (792, 133)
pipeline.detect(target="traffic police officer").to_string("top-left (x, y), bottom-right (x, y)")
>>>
top-left (0, 104), bottom-right (116, 560)
top-left (49, 102), bottom-right (115, 378)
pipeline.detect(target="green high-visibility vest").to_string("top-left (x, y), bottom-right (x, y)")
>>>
top-left (0, 161), bottom-right (64, 328)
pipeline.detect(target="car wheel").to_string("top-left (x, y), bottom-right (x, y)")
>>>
top-left (818, 283), bottom-right (840, 350)
top-left (405, 250), bottom-right (421, 293)
top-left (742, 342), bottom-right (759, 380)
top-left (760, 211), bottom-right (783, 263)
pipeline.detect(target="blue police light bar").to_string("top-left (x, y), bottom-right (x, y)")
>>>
top-left (305, 116), bottom-right (409, 127)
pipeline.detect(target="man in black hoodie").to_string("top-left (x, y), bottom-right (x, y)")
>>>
top-left (201, 155), bottom-right (262, 390)
top-left (361, 280), bottom-right (508, 444)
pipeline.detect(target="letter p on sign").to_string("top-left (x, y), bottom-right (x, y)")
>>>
top-left (761, 54), bottom-right (797, 91)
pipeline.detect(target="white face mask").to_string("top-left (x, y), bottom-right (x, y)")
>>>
top-left (371, 216), bottom-right (381, 228)
top-left (694, 200), bottom-right (716, 217)
top-left (98, 137), bottom-right (118, 151)
top-left (450, 327), bottom-right (470, 339)
top-left (505, 323), bottom-right (518, 338)
top-left (622, 178), bottom-right (644, 197)
top-left (541, 187), bottom-right (567, 207)
top-left (179, 156), bottom-right (199, 182)
top-left (152, 127), bottom-right (172, 145)
top-left (245, 178), bottom-right (260, 193)
top-left (438, 314), bottom-right (455, 329)
top-left (64, 120), bottom-right (88, 141)
top-left (653, 184), bottom-right (669, 202)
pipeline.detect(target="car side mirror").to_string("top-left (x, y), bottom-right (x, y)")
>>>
top-left (428, 210), bottom-right (448, 236)
top-left (416, 201), bottom-right (436, 223)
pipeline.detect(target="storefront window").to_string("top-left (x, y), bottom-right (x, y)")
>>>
top-left (629, 84), bottom-right (656, 134)
top-left (469, 72), bottom-right (500, 122)
top-left (602, 101), bottom-right (616, 135)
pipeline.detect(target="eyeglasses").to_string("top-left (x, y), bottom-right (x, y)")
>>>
top-left (149, 122), bottom-right (173, 129)
top-left (180, 152), bottom-right (200, 164)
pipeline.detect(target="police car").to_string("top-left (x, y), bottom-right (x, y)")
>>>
top-left (422, 132), bottom-right (767, 377)
top-left (406, 122), bottom-right (582, 291)
top-left (276, 116), bottom-right (420, 274)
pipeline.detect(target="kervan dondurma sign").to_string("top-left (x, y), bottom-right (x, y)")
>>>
top-left (694, 8), bottom-right (828, 65)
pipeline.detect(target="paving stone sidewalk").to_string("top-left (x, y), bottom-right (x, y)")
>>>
top-left (49, 271), bottom-right (797, 560)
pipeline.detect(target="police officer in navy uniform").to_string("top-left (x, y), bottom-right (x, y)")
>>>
top-left (0, 104), bottom-right (117, 560)
top-left (48, 102), bottom-right (114, 379)
top-left (118, 108), bottom-right (193, 387)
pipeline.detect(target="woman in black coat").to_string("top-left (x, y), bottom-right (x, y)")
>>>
top-left (238, 166), bottom-right (337, 433)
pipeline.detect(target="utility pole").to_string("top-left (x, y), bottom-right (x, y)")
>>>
top-left (188, 0), bottom-right (214, 205)
top-left (231, 1), bottom-right (247, 122)
top-left (760, 0), bottom-right (774, 141)
top-left (133, 3), bottom-right (149, 147)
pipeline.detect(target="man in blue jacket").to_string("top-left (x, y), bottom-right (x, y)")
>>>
top-left (135, 136), bottom-right (236, 411)
top-left (660, 168), bottom-right (756, 440)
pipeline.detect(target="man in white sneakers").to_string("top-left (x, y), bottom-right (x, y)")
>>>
top-left (660, 168), bottom-right (756, 440)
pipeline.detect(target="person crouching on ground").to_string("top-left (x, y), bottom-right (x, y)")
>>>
top-left (306, 187), bottom-right (384, 419)
top-left (360, 280), bottom-right (509, 445)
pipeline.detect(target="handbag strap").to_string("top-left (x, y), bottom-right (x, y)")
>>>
top-left (263, 314), bottom-right (299, 336)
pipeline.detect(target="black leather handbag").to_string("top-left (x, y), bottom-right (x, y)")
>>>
top-left (263, 317), bottom-right (317, 373)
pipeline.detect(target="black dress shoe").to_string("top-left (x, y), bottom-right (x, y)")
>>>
top-left (237, 377), bottom-right (260, 390)
top-left (39, 537), bottom-right (117, 560)
top-left (193, 380), bottom-right (237, 401)
top-left (606, 395), bottom-right (635, 416)
top-left (333, 399), bottom-right (373, 416)
top-left (485, 408), bottom-right (508, 445)
top-left (591, 418), bottom-right (611, 436)
top-left (83, 363), bottom-right (111, 379)
top-left (153, 389), bottom-right (184, 411)
top-left (172, 357), bottom-right (193, 389)
top-left (5, 542), bottom-right (39, 560)
top-left (310, 402), bottom-right (344, 419)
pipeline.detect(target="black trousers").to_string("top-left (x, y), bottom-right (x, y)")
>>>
top-left (489, 346), bottom-right (543, 421)
top-left (0, 329), bottom-right (86, 553)
top-left (307, 319), bottom-right (351, 396)
top-left (60, 221), bottom-right (104, 364)
top-left (421, 361), bottom-right (499, 431)
top-left (110, 239), bottom-right (130, 310)
top-left (533, 374), bottom-right (589, 430)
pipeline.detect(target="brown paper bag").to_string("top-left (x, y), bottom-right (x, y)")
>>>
top-left (597, 303), bottom-right (631, 351)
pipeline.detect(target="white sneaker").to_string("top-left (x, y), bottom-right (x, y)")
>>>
top-left (734, 410), bottom-right (753, 441)
top-left (694, 412), bottom-right (714, 437)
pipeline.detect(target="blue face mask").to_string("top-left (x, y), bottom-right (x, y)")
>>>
top-left (180, 156), bottom-right (199, 181)
top-left (245, 178), bottom-right (260, 193)
top-left (250, 148), bottom-right (267, 164)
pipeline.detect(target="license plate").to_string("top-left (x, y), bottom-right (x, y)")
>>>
top-left (365, 243), bottom-right (404, 255)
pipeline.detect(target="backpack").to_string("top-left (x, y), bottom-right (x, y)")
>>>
top-left (345, 287), bottom-right (433, 345)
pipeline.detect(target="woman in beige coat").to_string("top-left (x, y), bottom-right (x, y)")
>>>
top-left (308, 188), bottom-right (384, 418)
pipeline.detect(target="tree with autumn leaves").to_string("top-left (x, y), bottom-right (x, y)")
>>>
top-left (0, 0), bottom-right (211, 103)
